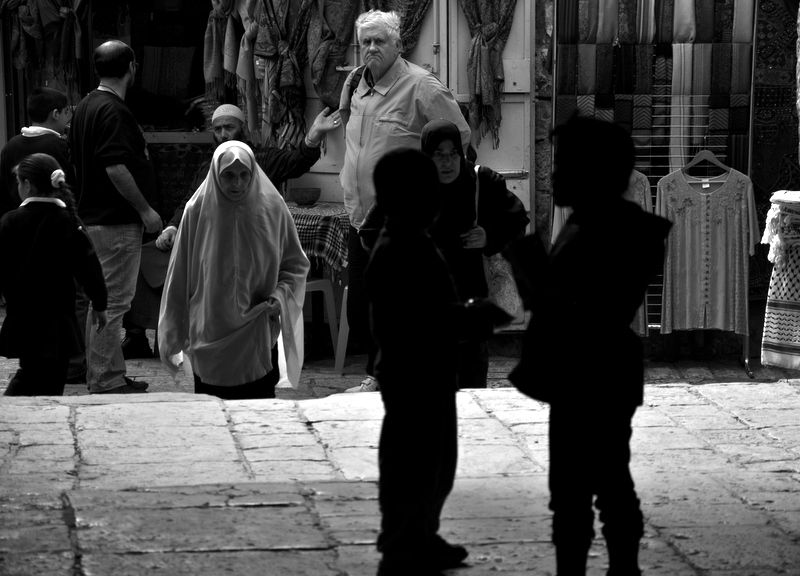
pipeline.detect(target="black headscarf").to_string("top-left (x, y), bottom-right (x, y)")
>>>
top-left (420, 119), bottom-right (478, 251)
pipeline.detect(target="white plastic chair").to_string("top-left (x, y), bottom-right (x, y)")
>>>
top-left (334, 285), bottom-right (349, 374)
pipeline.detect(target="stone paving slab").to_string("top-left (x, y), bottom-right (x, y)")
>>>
top-left (4, 358), bottom-right (800, 574)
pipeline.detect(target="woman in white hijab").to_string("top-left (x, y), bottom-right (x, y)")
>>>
top-left (158, 141), bottom-right (309, 399)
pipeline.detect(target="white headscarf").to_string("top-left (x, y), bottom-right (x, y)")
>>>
top-left (158, 141), bottom-right (310, 388)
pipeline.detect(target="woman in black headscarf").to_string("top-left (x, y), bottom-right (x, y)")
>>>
top-left (420, 119), bottom-right (529, 388)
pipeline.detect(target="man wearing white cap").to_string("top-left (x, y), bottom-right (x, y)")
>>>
top-left (120, 102), bottom-right (340, 358)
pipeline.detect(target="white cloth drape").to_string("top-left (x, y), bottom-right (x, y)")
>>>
top-left (158, 141), bottom-right (309, 388)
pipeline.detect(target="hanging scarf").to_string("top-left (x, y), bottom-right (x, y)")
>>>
top-left (236, 0), bottom-right (261, 139)
top-left (58, 5), bottom-right (84, 87)
top-left (0, 0), bottom-right (44, 69)
top-left (460, 0), bottom-right (518, 149)
top-left (307, 0), bottom-right (360, 110)
top-left (203, 0), bottom-right (235, 100)
top-left (255, 0), bottom-right (313, 149)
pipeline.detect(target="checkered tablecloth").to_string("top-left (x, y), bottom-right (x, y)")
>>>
top-left (288, 201), bottom-right (350, 282)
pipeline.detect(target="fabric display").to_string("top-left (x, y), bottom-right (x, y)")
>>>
top-left (656, 166), bottom-right (759, 335)
top-left (760, 191), bottom-right (800, 368)
top-left (553, 0), bottom-right (770, 331)
top-left (551, 170), bottom-right (653, 336)
top-left (554, 0), bottom-right (756, 187)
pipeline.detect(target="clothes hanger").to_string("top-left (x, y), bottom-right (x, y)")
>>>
top-left (682, 149), bottom-right (729, 175)
top-left (682, 136), bottom-right (730, 178)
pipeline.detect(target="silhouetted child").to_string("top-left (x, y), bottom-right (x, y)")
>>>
top-left (0, 154), bottom-right (107, 396)
top-left (505, 116), bottom-right (672, 575)
top-left (366, 148), bottom-right (511, 576)
top-left (0, 87), bottom-right (75, 217)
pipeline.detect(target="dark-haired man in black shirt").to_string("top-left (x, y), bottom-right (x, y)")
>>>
top-left (69, 39), bottom-right (162, 394)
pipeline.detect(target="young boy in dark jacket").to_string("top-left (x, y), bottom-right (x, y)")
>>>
top-left (366, 148), bottom-right (511, 576)
top-left (0, 87), bottom-right (74, 217)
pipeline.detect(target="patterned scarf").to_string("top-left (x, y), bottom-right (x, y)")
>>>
top-left (255, 0), bottom-right (314, 149)
top-left (460, 0), bottom-right (518, 149)
top-left (203, 0), bottom-right (235, 100)
top-left (0, 0), bottom-right (44, 70)
top-left (307, 0), bottom-right (361, 110)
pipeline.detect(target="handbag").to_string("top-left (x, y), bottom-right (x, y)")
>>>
top-left (473, 165), bottom-right (523, 321)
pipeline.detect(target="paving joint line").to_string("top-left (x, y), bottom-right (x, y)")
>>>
top-left (220, 401), bottom-right (257, 481)
top-left (297, 405), bottom-right (349, 481)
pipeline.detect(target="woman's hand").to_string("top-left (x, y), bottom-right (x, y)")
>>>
top-left (461, 226), bottom-right (487, 249)
top-left (156, 227), bottom-right (176, 251)
top-left (265, 297), bottom-right (281, 320)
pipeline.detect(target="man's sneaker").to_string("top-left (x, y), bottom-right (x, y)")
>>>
top-left (123, 377), bottom-right (149, 391)
top-left (345, 376), bottom-right (379, 393)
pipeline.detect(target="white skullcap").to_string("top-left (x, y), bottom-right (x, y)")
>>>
top-left (212, 104), bottom-right (246, 123)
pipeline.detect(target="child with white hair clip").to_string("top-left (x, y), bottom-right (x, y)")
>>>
top-left (0, 153), bottom-right (108, 396)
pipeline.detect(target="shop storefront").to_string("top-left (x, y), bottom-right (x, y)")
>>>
top-left (0, 0), bottom-right (534, 333)
top-left (542, 0), bottom-right (800, 367)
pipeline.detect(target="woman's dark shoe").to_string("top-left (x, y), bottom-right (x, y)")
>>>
top-left (121, 333), bottom-right (153, 359)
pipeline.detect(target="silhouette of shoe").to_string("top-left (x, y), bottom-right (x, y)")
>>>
top-left (376, 559), bottom-right (444, 576)
top-left (429, 535), bottom-right (468, 569)
top-left (121, 333), bottom-right (153, 359)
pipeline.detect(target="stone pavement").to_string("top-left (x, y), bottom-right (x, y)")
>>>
top-left (2, 349), bottom-right (800, 575)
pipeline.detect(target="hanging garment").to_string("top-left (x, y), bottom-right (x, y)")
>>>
top-left (761, 192), bottom-right (800, 369)
top-left (656, 168), bottom-right (759, 335)
top-left (551, 170), bottom-right (653, 336)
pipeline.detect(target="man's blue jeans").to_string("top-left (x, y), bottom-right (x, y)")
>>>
top-left (85, 223), bottom-right (143, 393)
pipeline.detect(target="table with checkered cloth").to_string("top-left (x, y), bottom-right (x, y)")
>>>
top-left (288, 201), bottom-right (350, 282)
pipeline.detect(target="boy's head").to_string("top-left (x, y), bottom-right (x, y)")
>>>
top-left (374, 148), bottom-right (441, 230)
top-left (27, 87), bottom-right (70, 134)
top-left (550, 115), bottom-right (635, 208)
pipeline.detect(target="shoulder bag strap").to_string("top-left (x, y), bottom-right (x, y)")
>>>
top-left (473, 165), bottom-right (480, 227)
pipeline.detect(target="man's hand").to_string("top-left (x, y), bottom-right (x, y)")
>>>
top-left (461, 226), bottom-right (487, 249)
top-left (306, 107), bottom-right (342, 143)
top-left (93, 310), bottom-right (109, 333)
top-left (156, 227), bottom-right (177, 251)
top-left (140, 207), bottom-right (163, 234)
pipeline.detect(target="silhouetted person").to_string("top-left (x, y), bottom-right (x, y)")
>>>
top-left (366, 148), bottom-right (510, 576)
top-left (505, 116), bottom-right (672, 576)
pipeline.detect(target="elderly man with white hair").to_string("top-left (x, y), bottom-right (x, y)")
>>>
top-left (339, 9), bottom-right (471, 394)
top-left (120, 102), bottom-right (340, 359)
